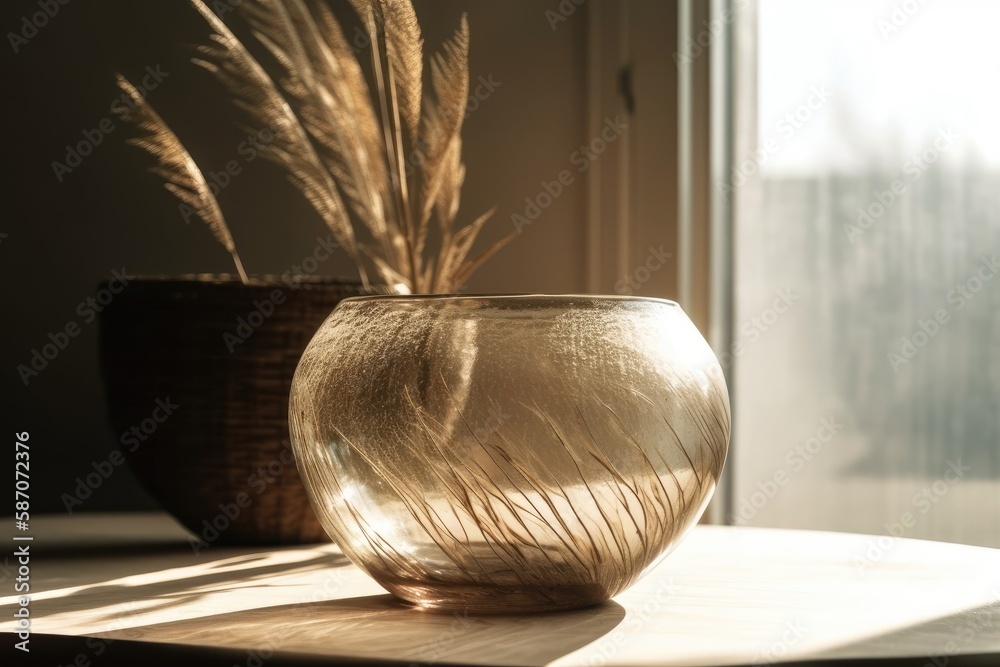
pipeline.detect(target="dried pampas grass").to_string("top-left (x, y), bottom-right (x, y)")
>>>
top-left (116, 74), bottom-right (249, 284)
top-left (119, 0), bottom-right (513, 293)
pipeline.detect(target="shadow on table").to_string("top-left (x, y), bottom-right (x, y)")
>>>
top-left (32, 547), bottom-right (351, 624)
top-left (18, 633), bottom-right (495, 667)
top-left (34, 526), bottom-right (338, 588)
top-left (87, 594), bottom-right (627, 667)
top-left (805, 597), bottom-right (1000, 664)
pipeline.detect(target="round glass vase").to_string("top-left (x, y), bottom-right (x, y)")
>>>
top-left (289, 294), bottom-right (730, 612)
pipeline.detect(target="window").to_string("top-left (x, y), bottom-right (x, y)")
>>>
top-left (730, 0), bottom-right (1000, 547)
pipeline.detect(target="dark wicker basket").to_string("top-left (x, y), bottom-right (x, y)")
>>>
top-left (98, 274), bottom-right (373, 545)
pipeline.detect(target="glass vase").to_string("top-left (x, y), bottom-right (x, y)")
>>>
top-left (289, 295), bottom-right (730, 612)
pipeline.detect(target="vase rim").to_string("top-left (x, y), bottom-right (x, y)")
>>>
top-left (339, 293), bottom-right (680, 307)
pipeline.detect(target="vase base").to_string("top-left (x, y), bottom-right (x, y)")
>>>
top-left (387, 581), bottom-right (612, 614)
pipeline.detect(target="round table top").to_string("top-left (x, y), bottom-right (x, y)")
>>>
top-left (3, 512), bottom-right (998, 666)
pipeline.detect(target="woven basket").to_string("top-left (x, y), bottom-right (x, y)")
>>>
top-left (98, 274), bottom-right (373, 545)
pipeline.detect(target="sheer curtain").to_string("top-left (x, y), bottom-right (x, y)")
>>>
top-left (731, 0), bottom-right (1000, 547)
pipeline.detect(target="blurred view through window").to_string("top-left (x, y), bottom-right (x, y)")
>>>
top-left (732, 0), bottom-right (1000, 547)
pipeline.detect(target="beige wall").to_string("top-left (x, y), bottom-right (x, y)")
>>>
top-left (422, 0), bottom-right (590, 294)
top-left (3, 0), bottom-right (679, 512)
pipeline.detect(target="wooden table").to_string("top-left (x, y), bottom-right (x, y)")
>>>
top-left (2, 513), bottom-right (999, 666)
